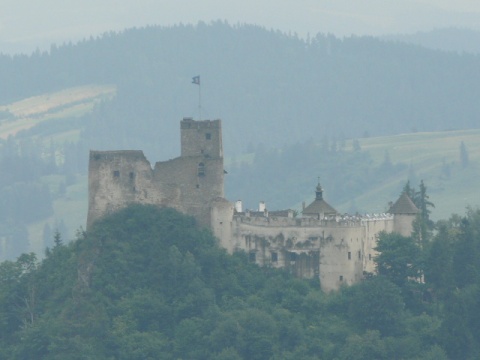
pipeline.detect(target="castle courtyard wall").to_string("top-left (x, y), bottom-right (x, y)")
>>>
top-left (212, 213), bottom-right (396, 292)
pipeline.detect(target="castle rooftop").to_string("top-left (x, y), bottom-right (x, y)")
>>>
top-left (388, 192), bottom-right (419, 215)
top-left (302, 182), bottom-right (337, 217)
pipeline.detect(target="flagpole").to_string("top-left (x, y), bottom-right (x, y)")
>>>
top-left (198, 82), bottom-right (202, 120)
top-left (192, 75), bottom-right (201, 120)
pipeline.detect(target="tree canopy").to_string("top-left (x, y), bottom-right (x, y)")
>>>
top-left (1, 204), bottom-right (480, 358)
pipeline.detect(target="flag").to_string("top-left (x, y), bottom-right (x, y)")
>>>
top-left (192, 76), bottom-right (200, 85)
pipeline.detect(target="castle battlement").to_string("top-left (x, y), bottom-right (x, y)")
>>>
top-left (181, 117), bottom-right (221, 129)
top-left (90, 150), bottom-right (148, 162)
top-left (231, 211), bottom-right (393, 228)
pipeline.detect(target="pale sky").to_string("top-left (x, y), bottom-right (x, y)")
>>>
top-left (1, 0), bottom-right (480, 53)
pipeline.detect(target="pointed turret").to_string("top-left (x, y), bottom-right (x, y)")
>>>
top-left (303, 180), bottom-right (337, 219)
top-left (388, 192), bottom-right (419, 215)
top-left (315, 182), bottom-right (324, 200)
top-left (388, 192), bottom-right (419, 236)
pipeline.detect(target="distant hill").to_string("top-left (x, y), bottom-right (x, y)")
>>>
top-left (384, 28), bottom-right (480, 54)
top-left (1, 22), bottom-right (479, 158)
top-left (1, 23), bottom-right (480, 259)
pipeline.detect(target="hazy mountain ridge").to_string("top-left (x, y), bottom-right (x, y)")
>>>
top-left (1, 23), bottom-right (479, 157)
top-left (384, 28), bottom-right (480, 54)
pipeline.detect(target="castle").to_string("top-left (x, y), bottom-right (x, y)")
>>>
top-left (87, 118), bottom-right (419, 292)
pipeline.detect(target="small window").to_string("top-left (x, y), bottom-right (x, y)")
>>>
top-left (289, 252), bottom-right (297, 262)
top-left (198, 162), bottom-right (205, 177)
top-left (369, 254), bottom-right (372, 261)
top-left (196, 184), bottom-right (200, 189)
top-left (339, 275), bottom-right (343, 281)
top-left (206, 133), bottom-right (211, 140)
top-left (271, 252), bottom-right (278, 263)
top-left (249, 252), bottom-right (256, 262)
top-left (113, 170), bottom-right (120, 178)
top-left (348, 252), bottom-right (351, 260)
top-left (358, 251), bottom-right (361, 259)
top-left (129, 172), bottom-right (134, 180)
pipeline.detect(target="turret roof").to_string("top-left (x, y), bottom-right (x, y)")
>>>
top-left (303, 181), bottom-right (337, 215)
top-left (302, 199), bottom-right (337, 215)
top-left (388, 192), bottom-right (419, 215)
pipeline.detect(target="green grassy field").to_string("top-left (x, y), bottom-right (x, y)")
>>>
top-left (340, 129), bottom-right (480, 220)
top-left (0, 84), bottom-right (116, 140)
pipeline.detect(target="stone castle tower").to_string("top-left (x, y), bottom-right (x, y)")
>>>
top-left (87, 118), bottom-right (224, 228)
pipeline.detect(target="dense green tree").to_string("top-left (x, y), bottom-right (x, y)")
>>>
top-left (404, 180), bottom-right (435, 245)
top-left (452, 217), bottom-right (480, 288)
top-left (424, 223), bottom-right (455, 299)
top-left (402, 180), bottom-right (415, 201)
top-left (346, 276), bottom-right (405, 336)
top-left (339, 330), bottom-right (387, 360)
top-left (375, 232), bottom-right (423, 287)
top-left (441, 285), bottom-right (480, 359)
top-left (417, 180), bottom-right (434, 224)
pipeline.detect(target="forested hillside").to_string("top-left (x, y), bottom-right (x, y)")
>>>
top-left (1, 22), bottom-right (479, 259)
top-left (227, 129), bottom-right (480, 217)
top-left (1, 22), bottom-right (480, 157)
top-left (1, 205), bottom-right (480, 359)
top-left (385, 28), bottom-right (480, 54)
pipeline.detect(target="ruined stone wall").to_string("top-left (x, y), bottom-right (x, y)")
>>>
top-left (87, 118), bottom-right (225, 229)
top-left (154, 156), bottom-right (224, 227)
top-left (87, 150), bottom-right (171, 228)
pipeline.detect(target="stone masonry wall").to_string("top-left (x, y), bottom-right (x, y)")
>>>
top-left (87, 150), bottom-right (169, 228)
top-left (87, 118), bottom-right (224, 229)
top-left (209, 209), bottom-right (397, 292)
